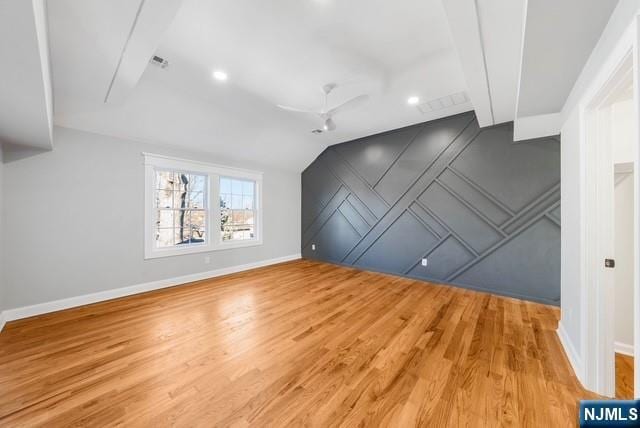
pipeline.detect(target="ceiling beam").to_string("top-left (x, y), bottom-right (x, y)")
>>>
top-left (441, 0), bottom-right (494, 127)
top-left (104, 0), bottom-right (184, 104)
top-left (0, 0), bottom-right (53, 150)
top-left (513, 112), bottom-right (561, 141)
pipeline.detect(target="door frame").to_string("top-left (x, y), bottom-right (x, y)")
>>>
top-left (579, 18), bottom-right (639, 397)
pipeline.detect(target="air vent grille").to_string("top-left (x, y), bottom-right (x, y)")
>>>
top-left (150, 55), bottom-right (169, 69)
top-left (417, 92), bottom-right (468, 114)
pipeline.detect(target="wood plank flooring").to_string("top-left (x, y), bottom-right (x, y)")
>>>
top-left (616, 353), bottom-right (634, 399)
top-left (0, 259), bottom-right (595, 427)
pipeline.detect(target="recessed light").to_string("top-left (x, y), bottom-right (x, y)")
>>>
top-left (407, 96), bottom-right (420, 105)
top-left (212, 70), bottom-right (228, 81)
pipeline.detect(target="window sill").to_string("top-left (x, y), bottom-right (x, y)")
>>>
top-left (218, 239), bottom-right (263, 251)
top-left (144, 239), bottom-right (263, 260)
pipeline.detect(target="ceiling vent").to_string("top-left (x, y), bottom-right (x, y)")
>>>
top-left (150, 55), bottom-right (169, 69)
top-left (417, 92), bottom-right (468, 114)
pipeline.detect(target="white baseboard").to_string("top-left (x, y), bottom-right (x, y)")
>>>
top-left (557, 322), bottom-right (584, 383)
top-left (615, 341), bottom-right (635, 357)
top-left (0, 253), bottom-right (301, 330)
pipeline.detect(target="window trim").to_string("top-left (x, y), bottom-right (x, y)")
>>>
top-left (143, 153), bottom-right (263, 259)
top-left (218, 176), bottom-right (258, 246)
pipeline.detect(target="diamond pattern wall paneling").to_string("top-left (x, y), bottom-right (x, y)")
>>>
top-left (301, 112), bottom-right (561, 305)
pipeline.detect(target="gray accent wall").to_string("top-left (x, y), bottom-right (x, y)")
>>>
top-left (301, 112), bottom-right (561, 305)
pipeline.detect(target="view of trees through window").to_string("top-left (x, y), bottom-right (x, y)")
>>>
top-left (220, 177), bottom-right (255, 241)
top-left (155, 171), bottom-right (207, 248)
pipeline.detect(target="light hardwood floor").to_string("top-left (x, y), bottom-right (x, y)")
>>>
top-left (0, 259), bottom-right (595, 427)
top-left (616, 353), bottom-right (634, 399)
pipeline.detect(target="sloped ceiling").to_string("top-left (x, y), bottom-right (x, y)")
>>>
top-left (517, 0), bottom-right (618, 117)
top-left (2, 0), bottom-right (621, 167)
top-left (440, 0), bottom-right (619, 141)
top-left (48, 0), bottom-right (471, 172)
top-left (513, 0), bottom-right (618, 140)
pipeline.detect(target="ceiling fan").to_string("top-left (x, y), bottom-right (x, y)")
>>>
top-left (277, 83), bottom-right (369, 133)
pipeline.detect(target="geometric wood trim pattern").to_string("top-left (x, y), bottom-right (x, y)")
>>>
top-left (302, 112), bottom-right (561, 305)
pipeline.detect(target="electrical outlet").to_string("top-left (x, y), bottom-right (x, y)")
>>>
top-left (311, 244), bottom-right (316, 251)
top-left (421, 258), bottom-right (428, 267)
top-left (204, 255), bottom-right (211, 264)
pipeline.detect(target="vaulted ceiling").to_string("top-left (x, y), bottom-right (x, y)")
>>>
top-left (0, 0), bottom-right (620, 171)
top-left (47, 0), bottom-right (470, 171)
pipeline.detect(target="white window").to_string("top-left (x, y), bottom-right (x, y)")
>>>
top-left (144, 153), bottom-right (263, 259)
top-left (220, 177), bottom-right (256, 241)
top-left (155, 170), bottom-right (208, 248)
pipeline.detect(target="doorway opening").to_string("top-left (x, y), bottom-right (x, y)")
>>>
top-left (611, 74), bottom-right (636, 398)
top-left (614, 163), bottom-right (635, 399)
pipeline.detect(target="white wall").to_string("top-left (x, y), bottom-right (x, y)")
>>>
top-left (614, 172), bottom-right (634, 350)
top-left (0, 146), bottom-right (4, 315)
top-left (1, 126), bottom-right (301, 311)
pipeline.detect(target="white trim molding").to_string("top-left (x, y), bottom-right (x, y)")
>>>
top-left (142, 152), bottom-right (264, 181)
top-left (578, 31), bottom-right (636, 396)
top-left (0, 254), bottom-right (301, 330)
top-left (144, 152), bottom-right (264, 259)
top-left (557, 322), bottom-right (584, 383)
top-left (0, 312), bottom-right (6, 334)
top-left (615, 341), bottom-right (635, 357)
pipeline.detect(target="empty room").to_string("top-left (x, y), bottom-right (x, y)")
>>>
top-left (1, 0), bottom-right (639, 426)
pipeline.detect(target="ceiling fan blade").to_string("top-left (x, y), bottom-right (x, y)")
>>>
top-left (323, 117), bottom-right (336, 131)
top-left (327, 94), bottom-right (369, 116)
top-left (276, 104), bottom-right (318, 115)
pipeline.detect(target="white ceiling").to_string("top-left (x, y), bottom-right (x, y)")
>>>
top-left (48, 0), bottom-right (471, 172)
top-left (516, 0), bottom-right (618, 118)
top-left (2, 0), bottom-right (621, 167)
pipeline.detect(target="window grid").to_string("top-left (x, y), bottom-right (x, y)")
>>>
top-left (144, 153), bottom-right (263, 259)
top-left (154, 170), bottom-right (208, 248)
top-left (220, 177), bottom-right (256, 242)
